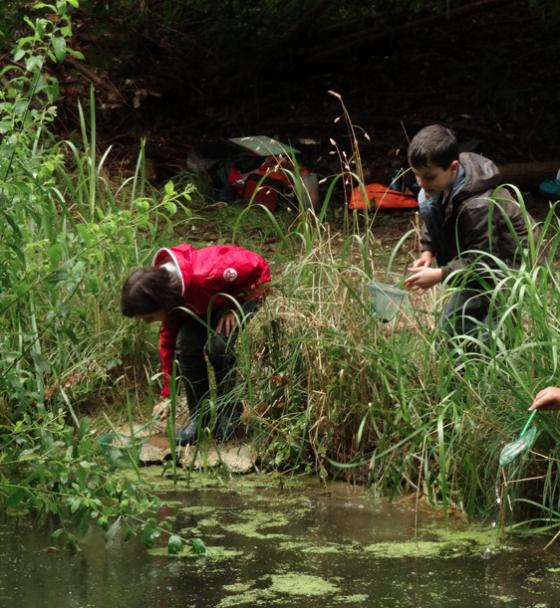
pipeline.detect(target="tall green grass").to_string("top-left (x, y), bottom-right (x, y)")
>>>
top-left (228, 185), bottom-right (560, 530)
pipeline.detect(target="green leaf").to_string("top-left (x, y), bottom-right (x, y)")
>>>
top-left (13, 181), bottom-right (31, 195)
top-left (59, 326), bottom-right (78, 344)
top-left (76, 465), bottom-right (87, 490)
top-left (67, 532), bottom-right (78, 551)
top-left (168, 534), bottom-right (183, 555)
top-left (36, 19), bottom-right (47, 38)
top-left (9, 244), bottom-right (26, 268)
top-left (164, 202), bottom-right (177, 215)
top-left (5, 488), bottom-right (25, 508)
top-left (142, 524), bottom-right (160, 548)
top-left (18, 450), bottom-right (39, 462)
top-left (3, 211), bottom-right (22, 238)
top-left (78, 417), bottom-right (90, 440)
top-left (47, 77), bottom-right (60, 103)
top-left (76, 224), bottom-right (92, 246)
top-left (48, 243), bottom-right (62, 268)
top-left (70, 497), bottom-right (81, 513)
top-left (52, 37), bottom-right (66, 62)
top-left (51, 528), bottom-right (64, 543)
top-left (31, 351), bottom-right (51, 374)
top-left (45, 269), bottom-right (71, 285)
top-left (191, 538), bottom-right (207, 555)
top-left (69, 49), bottom-right (85, 60)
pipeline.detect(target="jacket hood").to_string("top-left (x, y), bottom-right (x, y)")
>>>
top-left (454, 152), bottom-right (502, 204)
top-left (152, 244), bottom-right (196, 296)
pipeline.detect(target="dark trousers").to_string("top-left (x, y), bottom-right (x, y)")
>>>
top-left (175, 298), bottom-right (260, 416)
top-left (438, 289), bottom-right (492, 341)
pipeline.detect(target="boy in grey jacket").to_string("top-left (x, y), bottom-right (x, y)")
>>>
top-left (404, 125), bottom-right (542, 340)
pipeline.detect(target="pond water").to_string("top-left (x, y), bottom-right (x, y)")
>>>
top-left (2, 471), bottom-right (560, 608)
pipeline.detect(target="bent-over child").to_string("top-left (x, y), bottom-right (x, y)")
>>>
top-left (121, 243), bottom-right (271, 445)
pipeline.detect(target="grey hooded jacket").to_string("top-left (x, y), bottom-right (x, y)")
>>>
top-left (420, 152), bottom-right (544, 281)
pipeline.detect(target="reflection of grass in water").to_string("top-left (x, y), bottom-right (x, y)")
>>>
top-left (219, 573), bottom-right (340, 606)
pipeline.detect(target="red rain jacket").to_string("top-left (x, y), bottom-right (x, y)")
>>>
top-left (153, 243), bottom-right (271, 396)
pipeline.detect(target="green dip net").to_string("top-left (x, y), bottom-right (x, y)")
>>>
top-left (499, 426), bottom-right (537, 467)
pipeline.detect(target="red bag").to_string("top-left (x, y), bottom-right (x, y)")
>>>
top-left (242, 168), bottom-right (290, 211)
top-left (349, 183), bottom-right (418, 210)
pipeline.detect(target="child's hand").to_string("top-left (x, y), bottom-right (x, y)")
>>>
top-left (411, 251), bottom-right (433, 269)
top-left (529, 387), bottom-right (560, 411)
top-left (404, 267), bottom-right (442, 291)
top-left (153, 400), bottom-right (170, 421)
top-left (216, 311), bottom-right (237, 337)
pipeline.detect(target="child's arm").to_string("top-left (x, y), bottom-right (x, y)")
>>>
top-left (158, 321), bottom-right (180, 398)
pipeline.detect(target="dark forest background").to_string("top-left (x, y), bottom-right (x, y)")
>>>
top-left (2, 0), bottom-right (560, 186)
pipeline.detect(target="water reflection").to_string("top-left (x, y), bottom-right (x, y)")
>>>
top-left (2, 477), bottom-right (560, 608)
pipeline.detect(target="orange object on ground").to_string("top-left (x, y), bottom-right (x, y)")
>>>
top-left (349, 183), bottom-right (418, 210)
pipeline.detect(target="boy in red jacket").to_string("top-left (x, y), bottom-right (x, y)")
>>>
top-left (121, 243), bottom-right (271, 445)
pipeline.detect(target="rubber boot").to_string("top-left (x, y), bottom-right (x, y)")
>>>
top-left (175, 363), bottom-right (211, 446)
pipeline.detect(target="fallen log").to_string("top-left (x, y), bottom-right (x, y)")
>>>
top-left (497, 162), bottom-right (560, 190)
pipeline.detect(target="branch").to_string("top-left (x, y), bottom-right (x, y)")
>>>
top-left (65, 56), bottom-right (123, 99)
top-left (312, 0), bottom-right (519, 61)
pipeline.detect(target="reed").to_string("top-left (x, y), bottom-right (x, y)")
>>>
top-left (232, 188), bottom-right (560, 528)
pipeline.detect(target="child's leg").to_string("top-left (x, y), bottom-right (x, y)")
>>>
top-left (437, 289), bottom-right (490, 339)
top-left (175, 314), bottom-right (211, 445)
top-left (207, 298), bottom-right (261, 440)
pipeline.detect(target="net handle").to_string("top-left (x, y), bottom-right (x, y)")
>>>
top-left (131, 402), bottom-right (168, 435)
top-left (520, 409), bottom-right (537, 437)
top-left (393, 272), bottom-right (413, 288)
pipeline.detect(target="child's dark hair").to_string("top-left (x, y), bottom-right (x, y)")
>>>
top-left (408, 125), bottom-right (459, 170)
top-left (121, 266), bottom-right (183, 318)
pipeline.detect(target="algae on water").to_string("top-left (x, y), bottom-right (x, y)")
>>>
top-left (363, 529), bottom-right (502, 559)
top-left (219, 573), bottom-right (340, 606)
